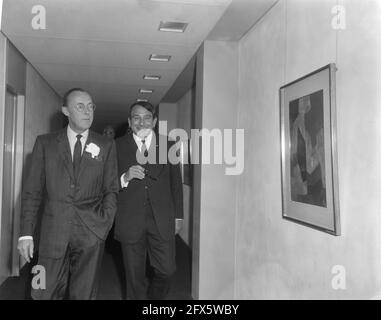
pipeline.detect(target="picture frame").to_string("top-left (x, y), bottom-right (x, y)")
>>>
top-left (279, 63), bottom-right (340, 235)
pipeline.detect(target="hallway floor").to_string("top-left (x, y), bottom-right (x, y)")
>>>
top-left (0, 236), bottom-right (192, 300)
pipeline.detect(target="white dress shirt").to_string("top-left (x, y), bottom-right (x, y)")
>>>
top-left (67, 125), bottom-right (89, 159)
top-left (19, 126), bottom-right (89, 241)
top-left (134, 131), bottom-right (153, 153)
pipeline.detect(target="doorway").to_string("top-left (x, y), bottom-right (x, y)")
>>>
top-left (0, 86), bottom-right (25, 281)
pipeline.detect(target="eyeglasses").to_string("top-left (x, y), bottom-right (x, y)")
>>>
top-left (74, 103), bottom-right (96, 113)
top-left (131, 115), bottom-right (153, 123)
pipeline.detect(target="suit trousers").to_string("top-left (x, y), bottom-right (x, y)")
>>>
top-left (121, 202), bottom-right (176, 300)
top-left (31, 212), bottom-right (104, 300)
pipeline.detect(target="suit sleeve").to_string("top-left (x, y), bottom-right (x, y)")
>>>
top-left (20, 136), bottom-right (45, 237)
top-left (102, 140), bottom-right (119, 224)
top-left (169, 147), bottom-right (184, 219)
top-left (115, 138), bottom-right (127, 191)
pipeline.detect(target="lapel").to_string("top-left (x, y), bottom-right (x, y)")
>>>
top-left (57, 128), bottom-right (75, 181)
top-left (77, 130), bottom-right (99, 180)
top-left (57, 127), bottom-right (74, 180)
top-left (146, 134), bottom-right (165, 179)
top-left (126, 133), bottom-right (138, 161)
top-left (125, 133), bottom-right (165, 179)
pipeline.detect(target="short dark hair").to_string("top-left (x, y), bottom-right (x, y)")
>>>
top-left (62, 88), bottom-right (88, 107)
top-left (129, 101), bottom-right (157, 118)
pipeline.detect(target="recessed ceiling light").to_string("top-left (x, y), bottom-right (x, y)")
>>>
top-left (143, 75), bottom-right (161, 80)
top-left (137, 99), bottom-right (148, 102)
top-left (139, 89), bottom-right (154, 94)
top-left (159, 21), bottom-right (188, 33)
top-left (149, 54), bottom-right (171, 62)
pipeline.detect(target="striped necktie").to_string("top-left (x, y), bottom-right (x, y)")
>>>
top-left (141, 139), bottom-right (148, 157)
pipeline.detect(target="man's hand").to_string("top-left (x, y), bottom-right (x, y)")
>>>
top-left (17, 239), bottom-right (34, 263)
top-left (175, 219), bottom-right (183, 235)
top-left (124, 165), bottom-right (145, 182)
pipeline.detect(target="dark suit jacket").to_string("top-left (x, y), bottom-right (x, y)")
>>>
top-left (114, 134), bottom-right (183, 244)
top-left (20, 128), bottom-right (119, 258)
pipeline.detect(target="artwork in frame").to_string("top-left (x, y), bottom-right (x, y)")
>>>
top-left (279, 64), bottom-right (340, 235)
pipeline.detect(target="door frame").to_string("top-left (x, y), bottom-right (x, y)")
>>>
top-left (0, 37), bottom-right (25, 284)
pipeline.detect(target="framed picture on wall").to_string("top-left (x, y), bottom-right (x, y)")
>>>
top-left (279, 63), bottom-right (340, 235)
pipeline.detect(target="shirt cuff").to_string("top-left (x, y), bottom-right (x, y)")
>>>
top-left (121, 173), bottom-right (129, 188)
top-left (19, 236), bottom-right (33, 241)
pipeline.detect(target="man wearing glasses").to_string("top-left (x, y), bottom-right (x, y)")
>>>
top-left (18, 88), bottom-right (119, 299)
top-left (115, 101), bottom-right (183, 300)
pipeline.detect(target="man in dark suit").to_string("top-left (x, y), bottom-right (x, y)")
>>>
top-left (115, 101), bottom-right (183, 300)
top-left (17, 88), bottom-right (119, 300)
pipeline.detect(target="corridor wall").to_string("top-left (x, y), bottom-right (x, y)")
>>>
top-left (236, 0), bottom-right (381, 299)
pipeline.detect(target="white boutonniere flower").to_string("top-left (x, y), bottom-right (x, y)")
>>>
top-left (85, 143), bottom-right (100, 158)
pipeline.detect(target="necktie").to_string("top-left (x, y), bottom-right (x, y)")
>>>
top-left (141, 139), bottom-right (148, 157)
top-left (141, 138), bottom-right (156, 181)
top-left (73, 134), bottom-right (82, 180)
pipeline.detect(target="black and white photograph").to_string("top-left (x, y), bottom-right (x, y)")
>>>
top-left (0, 0), bottom-right (380, 305)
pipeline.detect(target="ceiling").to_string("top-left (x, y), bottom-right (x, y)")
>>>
top-left (1, 0), bottom-right (277, 131)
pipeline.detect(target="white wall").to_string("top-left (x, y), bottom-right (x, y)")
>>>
top-left (24, 62), bottom-right (62, 158)
top-left (177, 89), bottom-right (193, 134)
top-left (176, 89), bottom-right (194, 247)
top-left (159, 93), bottom-right (195, 247)
top-left (159, 102), bottom-right (177, 134)
top-left (6, 41), bottom-right (26, 94)
top-left (236, 0), bottom-right (381, 299)
top-left (0, 32), bottom-right (7, 285)
top-left (192, 40), bottom-right (239, 299)
top-left (0, 0), bottom-right (3, 30)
